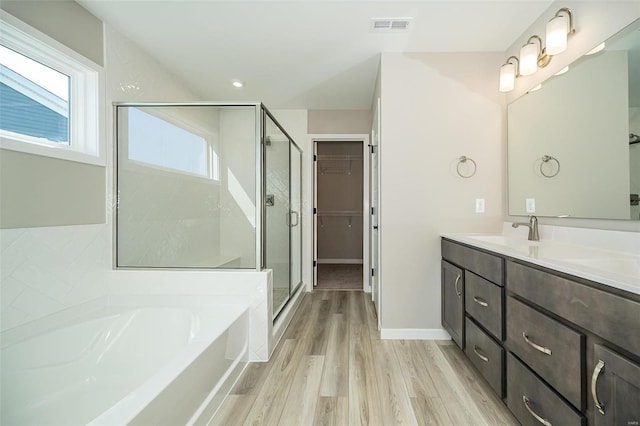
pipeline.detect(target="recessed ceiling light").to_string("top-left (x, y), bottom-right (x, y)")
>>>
top-left (585, 42), bottom-right (605, 56)
top-left (554, 66), bottom-right (569, 76)
top-left (232, 80), bottom-right (244, 88)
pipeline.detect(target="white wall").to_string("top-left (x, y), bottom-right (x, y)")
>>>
top-left (218, 107), bottom-right (259, 268)
top-left (379, 52), bottom-right (505, 332)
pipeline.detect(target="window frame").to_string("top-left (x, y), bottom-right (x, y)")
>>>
top-left (0, 11), bottom-right (105, 166)
top-left (120, 106), bottom-right (221, 183)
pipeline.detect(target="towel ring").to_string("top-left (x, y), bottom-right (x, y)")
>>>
top-left (540, 155), bottom-right (560, 178)
top-left (457, 156), bottom-right (477, 178)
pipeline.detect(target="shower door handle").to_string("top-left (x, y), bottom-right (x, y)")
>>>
top-left (290, 211), bottom-right (299, 227)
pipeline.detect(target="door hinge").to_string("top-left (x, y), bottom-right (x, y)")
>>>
top-left (313, 260), bottom-right (317, 267)
top-left (313, 207), bottom-right (317, 214)
top-left (371, 207), bottom-right (375, 215)
top-left (371, 268), bottom-right (375, 277)
top-left (314, 154), bottom-right (317, 161)
top-left (370, 145), bottom-right (375, 154)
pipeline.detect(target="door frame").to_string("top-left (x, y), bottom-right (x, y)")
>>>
top-left (308, 134), bottom-right (370, 292)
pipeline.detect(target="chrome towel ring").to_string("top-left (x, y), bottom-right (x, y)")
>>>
top-left (540, 155), bottom-right (560, 178)
top-left (457, 156), bottom-right (477, 178)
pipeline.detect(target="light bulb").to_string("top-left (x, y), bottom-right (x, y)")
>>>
top-left (520, 42), bottom-right (539, 76)
top-left (546, 15), bottom-right (568, 55)
top-left (499, 62), bottom-right (516, 92)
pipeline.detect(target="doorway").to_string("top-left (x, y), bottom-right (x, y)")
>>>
top-left (314, 140), bottom-right (364, 290)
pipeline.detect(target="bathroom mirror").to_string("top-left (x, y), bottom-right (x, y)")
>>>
top-left (508, 19), bottom-right (640, 220)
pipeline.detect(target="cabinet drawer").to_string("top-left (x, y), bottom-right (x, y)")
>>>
top-left (506, 260), bottom-right (640, 357)
top-left (465, 318), bottom-right (504, 397)
top-left (507, 353), bottom-right (585, 426)
top-left (442, 239), bottom-right (503, 286)
top-left (465, 271), bottom-right (503, 340)
top-left (507, 297), bottom-right (584, 410)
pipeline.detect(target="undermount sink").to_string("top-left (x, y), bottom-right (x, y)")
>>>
top-left (467, 235), bottom-right (539, 247)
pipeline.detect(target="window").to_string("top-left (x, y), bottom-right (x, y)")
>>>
top-left (127, 107), bottom-right (219, 180)
top-left (0, 12), bottom-right (103, 165)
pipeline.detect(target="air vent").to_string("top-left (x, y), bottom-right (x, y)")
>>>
top-left (371, 17), bottom-right (413, 32)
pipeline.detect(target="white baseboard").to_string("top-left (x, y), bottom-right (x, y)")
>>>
top-left (317, 259), bottom-right (363, 264)
top-left (380, 328), bottom-right (451, 340)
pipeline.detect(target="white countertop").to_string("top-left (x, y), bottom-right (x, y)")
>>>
top-left (441, 231), bottom-right (640, 296)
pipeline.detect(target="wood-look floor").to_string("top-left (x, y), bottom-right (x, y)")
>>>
top-left (211, 291), bottom-right (517, 425)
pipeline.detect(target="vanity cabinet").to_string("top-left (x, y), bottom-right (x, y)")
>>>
top-left (441, 237), bottom-right (640, 426)
top-left (441, 239), bottom-right (505, 396)
top-left (441, 260), bottom-right (464, 349)
top-left (592, 344), bottom-right (640, 426)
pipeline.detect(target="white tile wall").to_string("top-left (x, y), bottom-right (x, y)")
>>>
top-left (1, 224), bottom-right (110, 330)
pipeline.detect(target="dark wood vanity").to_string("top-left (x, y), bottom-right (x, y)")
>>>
top-left (442, 237), bottom-right (640, 426)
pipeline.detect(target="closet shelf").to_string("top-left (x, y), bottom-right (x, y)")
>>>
top-left (317, 211), bottom-right (363, 217)
top-left (316, 155), bottom-right (363, 161)
top-left (316, 154), bottom-right (362, 175)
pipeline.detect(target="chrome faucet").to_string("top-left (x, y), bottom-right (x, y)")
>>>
top-left (512, 215), bottom-right (540, 241)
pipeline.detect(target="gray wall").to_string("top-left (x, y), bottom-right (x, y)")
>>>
top-left (308, 110), bottom-right (372, 134)
top-left (0, 150), bottom-right (106, 228)
top-left (379, 52), bottom-right (505, 331)
top-left (0, 0), bottom-right (104, 66)
top-left (0, 1), bottom-right (106, 228)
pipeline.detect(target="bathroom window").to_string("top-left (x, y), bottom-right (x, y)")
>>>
top-left (0, 14), bottom-right (103, 165)
top-left (126, 107), bottom-right (220, 180)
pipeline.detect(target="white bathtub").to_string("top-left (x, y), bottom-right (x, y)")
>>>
top-left (1, 298), bottom-right (249, 426)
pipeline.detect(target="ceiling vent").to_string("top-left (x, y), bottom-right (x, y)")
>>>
top-left (371, 17), bottom-right (413, 32)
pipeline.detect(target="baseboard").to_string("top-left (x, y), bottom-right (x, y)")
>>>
top-left (380, 328), bottom-right (451, 340)
top-left (317, 259), bottom-right (363, 264)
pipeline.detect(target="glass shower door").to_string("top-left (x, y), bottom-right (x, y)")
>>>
top-left (290, 145), bottom-right (302, 295)
top-left (264, 114), bottom-right (291, 317)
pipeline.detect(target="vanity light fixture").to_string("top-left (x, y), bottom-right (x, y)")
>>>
top-left (520, 35), bottom-right (550, 76)
top-left (546, 8), bottom-right (575, 56)
top-left (585, 42), bottom-right (606, 56)
top-left (499, 56), bottom-right (519, 92)
top-left (498, 7), bottom-right (576, 93)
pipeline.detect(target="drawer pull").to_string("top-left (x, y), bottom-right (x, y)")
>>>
top-left (522, 395), bottom-right (552, 426)
top-left (591, 360), bottom-right (605, 415)
top-left (522, 332), bottom-right (552, 356)
top-left (473, 296), bottom-right (488, 307)
top-left (473, 345), bottom-right (489, 363)
top-left (454, 274), bottom-right (461, 297)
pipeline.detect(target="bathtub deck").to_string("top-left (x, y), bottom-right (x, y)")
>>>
top-left (211, 290), bottom-right (517, 425)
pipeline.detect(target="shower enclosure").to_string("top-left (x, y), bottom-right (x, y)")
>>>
top-left (115, 103), bottom-right (302, 318)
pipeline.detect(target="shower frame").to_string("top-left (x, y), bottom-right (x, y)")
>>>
top-left (112, 102), bottom-right (303, 317)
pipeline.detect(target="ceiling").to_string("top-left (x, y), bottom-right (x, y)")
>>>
top-left (78, 0), bottom-right (554, 110)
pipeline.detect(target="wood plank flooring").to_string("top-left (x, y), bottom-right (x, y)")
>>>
top-left (211, 291), bottom-right (517, 425)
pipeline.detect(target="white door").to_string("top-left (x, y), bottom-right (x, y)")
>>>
top-left (370, 98), bottom-right (381, 315)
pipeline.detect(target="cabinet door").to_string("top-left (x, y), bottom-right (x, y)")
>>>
top-left (442, 260), bottom-right (464, 349)
top-left (592, 345), bottom-right (640, 426)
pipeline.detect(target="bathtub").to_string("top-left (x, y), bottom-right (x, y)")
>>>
top-left (1, 297), bottom-right (249, 426)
